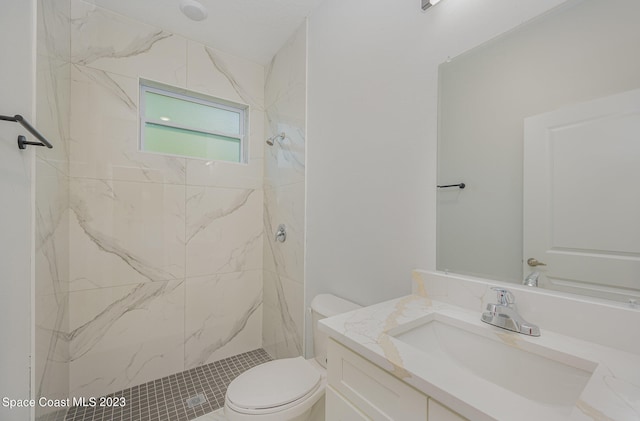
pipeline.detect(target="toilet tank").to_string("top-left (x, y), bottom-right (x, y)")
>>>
top-left (310, 294), bottom-right (361, 368)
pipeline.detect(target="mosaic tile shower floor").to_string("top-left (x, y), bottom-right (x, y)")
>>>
top-left (37, 349), bottom-right (271, 421)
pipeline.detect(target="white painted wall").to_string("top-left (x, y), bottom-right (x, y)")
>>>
top-left (0, 0), bottom-right (36, 420)
top-left (305, 0), bottom-right (565, 355)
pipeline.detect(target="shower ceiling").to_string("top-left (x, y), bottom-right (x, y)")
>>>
top-left (85, 0), bottom-right (322, 64)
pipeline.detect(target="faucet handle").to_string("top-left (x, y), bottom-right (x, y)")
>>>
top-left (491, 287), bottom-right (514, 306)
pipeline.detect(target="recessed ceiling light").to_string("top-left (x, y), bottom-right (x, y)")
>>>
top-left (160, 116), bottom-right (171, 122)
top-left (180, 0), bottom-right (208, 22)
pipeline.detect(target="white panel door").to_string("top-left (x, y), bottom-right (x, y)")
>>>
top-left (523, 89), bottom-right (640, 301)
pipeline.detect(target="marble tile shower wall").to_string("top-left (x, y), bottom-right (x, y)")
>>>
top-left (262, 24), bottom-right (307, 359)
top-left (35, 0), bottom-right (71, 416)
top-left (63, 0), bottom-right (265, 399)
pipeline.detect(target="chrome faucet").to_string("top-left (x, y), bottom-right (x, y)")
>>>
top-left (481, 288), bottom-right (540, 336)
top-left (523, 271), bottom-right (539, 287)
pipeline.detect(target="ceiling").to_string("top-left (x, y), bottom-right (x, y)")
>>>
top-left (86, 0), bottom-right (323, 65)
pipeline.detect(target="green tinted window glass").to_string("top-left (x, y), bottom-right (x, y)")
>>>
top-left (145, 91), bottom-right (241, 136)
top-left (144, 123), bottom-right (241, 162)
top-left (140, 81), bottom-right (246, 163)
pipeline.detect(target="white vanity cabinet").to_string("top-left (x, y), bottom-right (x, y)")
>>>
top-left (326, 339), bottom-right (467, 421)
top-left (325, 387), bottom-right (369, 420)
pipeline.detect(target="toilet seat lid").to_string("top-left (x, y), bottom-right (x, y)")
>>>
top-left (226, 357), bottom-right (321, 410)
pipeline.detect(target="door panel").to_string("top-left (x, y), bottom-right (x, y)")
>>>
top-left (523, 89), bottom-right (640, 301)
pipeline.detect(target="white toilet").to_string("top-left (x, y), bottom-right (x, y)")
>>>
top-left (224, 294), bottom-right (361, 421)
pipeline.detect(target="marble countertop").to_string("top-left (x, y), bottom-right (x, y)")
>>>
top-left (319, 294), bottom-right (640, 421)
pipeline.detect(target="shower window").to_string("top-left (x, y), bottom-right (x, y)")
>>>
top-left (139, 80), bottom-right (247, 163)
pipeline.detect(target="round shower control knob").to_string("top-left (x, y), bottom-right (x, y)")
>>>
top-left (275, 224), bottom-right (287, 243)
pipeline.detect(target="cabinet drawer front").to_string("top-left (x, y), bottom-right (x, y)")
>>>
top-left (328, 339), bottom-right (427, 421)
top-left (326, 386), bottom-right (370, 420)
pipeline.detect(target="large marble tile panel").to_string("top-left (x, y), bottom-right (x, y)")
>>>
top-left (264, 23), bottom-right (306, 110)
top-left (69, 178), bottom-right (185, 290)
top-left (264, 117), bottom-right (305, 189)
top-left (36, 231), bottom-right (69, 299)
top-left (68, 280), bottom-right (184, 398)
top-left (264, 21), bottom-right (306, 189)
top-left (36, 56), bottom-right (71, 174)
top-left (185, 186), bottom-right (263, 277)
top-left (263, 304), bottom-right (298, 359)
top-left (70, 65), bottom-right (186, 184)
top-left (278, 272), bottom-right (304, 347)
top-left (35, 292), bottom-right (69, 412)
top-left (187, 40), bottom-right (266, 161)
top-left (186, 157), bottom-right (263, 189)
top-left (265, 84), bottom-right (306, 135)
top-left (184, 271), bottom-right (262, 368)
top-left (36, 237), bottom-right (69, 301)
top-left (36, 159), bottom-right (69, 297)
top-left (186, 40), bottom-right (264, 111)
top-left (262, 307), bottom-right (277, 359)
top-left (262, 271), bottom-right (303, 359)
top-left (70, 0), bottom-right (186, 85)
top-left (37, 0), bottom-right (71, 61)
top-left (248, 109), bottom-right (266, 161)
top-left (262, 270), bottom-right (278, 311)
top-left (35, 159), bottom-right (68, 245)
top-left (261, 23), bottom-right (306, 361)
top-left (35, 2), bottom-right (70, 411)
top-left (263, 183), bottom-right (305, 281)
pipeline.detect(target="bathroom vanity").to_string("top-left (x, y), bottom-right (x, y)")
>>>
top-left (326, 338), bottom-right (466, 420)
top-left (320, 270), bottom-right (640, 420)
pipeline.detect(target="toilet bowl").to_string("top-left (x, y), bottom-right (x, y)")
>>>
top-left (224, 357), bottom-right (325, 421)
top-left (224, 294), bottom-right (361, 421)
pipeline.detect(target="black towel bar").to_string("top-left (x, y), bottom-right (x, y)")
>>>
top-left (437, 183), bottom-right (465, 189)
top-left (0, 114), bottom-right (53, 149)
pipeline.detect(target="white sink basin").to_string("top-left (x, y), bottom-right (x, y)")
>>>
top-left (391, 314), bottom-right (596, 415)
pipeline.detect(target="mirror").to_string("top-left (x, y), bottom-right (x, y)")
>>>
top-left (437, 0), bottom-right (640, 303)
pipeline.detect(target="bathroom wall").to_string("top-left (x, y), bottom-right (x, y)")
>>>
top-left (304, 0), bottom-right (566, 355)
top-left (65, 0), bottom-right (265, 398)
top-left (262, 23), bottom-right (307, 359)
top-left (0, 1), bottom-right (36, 420)
top-left (22, 0), bottom-right (581, 403)
top-left (35, 0), bottom-right (71, 416)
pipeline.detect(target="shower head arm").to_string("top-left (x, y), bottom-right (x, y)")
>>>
top-left (266, 132), bottom-right (286, 146)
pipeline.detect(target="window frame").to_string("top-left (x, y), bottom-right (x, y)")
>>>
top-left (139, 79), bottom-right (248, 163)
